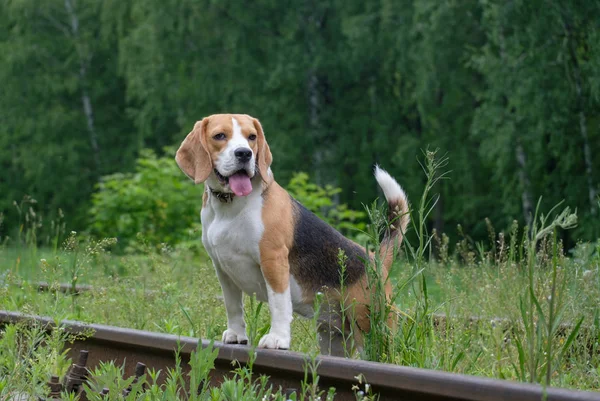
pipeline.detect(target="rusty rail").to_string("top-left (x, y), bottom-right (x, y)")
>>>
top-left (22, 281), bottom-right (156, 296)
top-left (34, 281), bottom-right (94, 294)
top-left (1, 310), bottom-right (599, 401)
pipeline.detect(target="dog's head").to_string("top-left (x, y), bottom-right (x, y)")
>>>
top-left (176, 114), bottom-right (273, 196)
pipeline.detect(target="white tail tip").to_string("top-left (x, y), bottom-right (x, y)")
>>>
top-left (374, 165), bottom-right (407, 204)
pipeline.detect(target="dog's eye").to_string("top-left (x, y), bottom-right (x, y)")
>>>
top-left (248, 134), bottom-right (257, 141)
top-left (213, 133), bottom-right (226, 140)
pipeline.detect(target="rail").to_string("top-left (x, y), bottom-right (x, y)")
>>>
top-left (1, 310), bottom-right (598, 401)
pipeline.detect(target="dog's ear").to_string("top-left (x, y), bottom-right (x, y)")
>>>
top-left (176, 118), bottom-right (212, 184)
top-left (253, 118), bottom-right (273, 184)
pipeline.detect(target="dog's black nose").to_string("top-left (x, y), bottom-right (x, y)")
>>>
top-left (234, 148), bottom-right (252, 162)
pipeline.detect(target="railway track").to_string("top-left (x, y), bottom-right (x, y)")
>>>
top-left (1, 310), bottom-right (598, 401)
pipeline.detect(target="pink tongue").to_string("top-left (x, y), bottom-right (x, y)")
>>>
top-left (229, 172), bottom-right (252, 197)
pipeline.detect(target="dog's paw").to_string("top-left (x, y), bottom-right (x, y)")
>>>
top-left (258, 333), bottom-right (290, 350)
top-left (222, 329), bottom-right (248, 345)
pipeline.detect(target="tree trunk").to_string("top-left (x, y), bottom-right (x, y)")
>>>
top-left (561, 11), bottom-right (597, 215)
top-left (572, 54), bottom-right (597, 216)
top-left (515, 140), bottom-right (533, 228)
top-left (577, 108), bottom-right (596, 215)
top-left (307, 71), bottom-right (323, 186)
top-left (304, 2), bottom-right (329, 188)
top-left (498, 6), bottom-right (534, 229)
top-left (64, 0), bottom-right (100, 175)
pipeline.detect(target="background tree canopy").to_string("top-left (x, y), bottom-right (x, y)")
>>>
top-left (1, 0), bottom-right (599, 246)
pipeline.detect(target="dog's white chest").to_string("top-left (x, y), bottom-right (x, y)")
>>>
top-left (202, 193), bottom-right (268, 299)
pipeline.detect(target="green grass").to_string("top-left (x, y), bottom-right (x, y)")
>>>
top-left (1, 152), bottom-right (599, 394)
top-left (1, 230), bottom-right (599, 391)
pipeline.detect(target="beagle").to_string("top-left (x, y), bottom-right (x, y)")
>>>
top-left (176, 114), bottom-right (409, 355)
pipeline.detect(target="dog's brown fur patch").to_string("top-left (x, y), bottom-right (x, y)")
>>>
top-left (259, 182), bottom-right (295, 294)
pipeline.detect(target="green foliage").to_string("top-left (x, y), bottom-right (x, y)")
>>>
top-left (89, 157), bottom-right (364, 249)
top-left (0, 323), bottom-right (72, 399)
top-left (89, 148), bottom-right (203, 250)
top-left (470, 0), bottom-right (600, 241)
top-left (0, 0), bottom-right (136, 233)
top-left (516, 200), bottom-right (580, 385)
top-left (287, 172), bottom-right (366, 236)
top-left (1, 0), bottom-right (599, 245)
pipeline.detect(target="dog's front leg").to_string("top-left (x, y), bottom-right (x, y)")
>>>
top-left (214, 266), bottom-right (248, 344)
top-left (258, 249), bottom-right (292, 350)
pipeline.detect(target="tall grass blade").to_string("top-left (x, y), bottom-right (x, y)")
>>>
top-left (560, 316), bottom-right (584, 359)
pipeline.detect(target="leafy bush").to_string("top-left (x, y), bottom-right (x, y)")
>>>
top-left (287, 172), bottom-right (366, 236)
top-left (89, 148), bottom-right (203, 250)
top-left (89, 151), bottom-right (366, 250)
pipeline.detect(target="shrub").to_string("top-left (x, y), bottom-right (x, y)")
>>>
top-left (89, 148), bottom-right (203, 250)
top-left (286, 172), bottom-right (366, 236)
top-left (89, 151), bottom-right (366, 250)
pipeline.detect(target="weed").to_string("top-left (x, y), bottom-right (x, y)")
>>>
top-left (300, 291), bottom-right (337, 401)
top-left (336, 247), bottom-right (356, 358)
top-left (386, 148), bottom-right (448, 367)
top-left (352, 374), bottom-right (377, 401)
top-left (84, 341), bottom-right (304, 400)
top-left (244, 294), bottom-right (270, 348)
top-left (514, 199), bottom-right (580, 387)
top-left (360, 201), bottom-right (396, 363)
top-left (0, 322), bottom-right (73, 399)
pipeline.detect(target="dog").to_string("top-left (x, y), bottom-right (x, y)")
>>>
top-left (175, 114), bottom-right (409, 355)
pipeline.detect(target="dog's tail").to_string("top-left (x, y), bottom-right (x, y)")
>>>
top-left (374, 166), bottom-right (410, 272)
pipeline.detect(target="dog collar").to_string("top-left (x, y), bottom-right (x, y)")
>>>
top-left (209, 187), bottom-right (234, 203)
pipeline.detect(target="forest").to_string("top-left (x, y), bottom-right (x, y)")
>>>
top-left (1, 0), bottom-right (599, 245)
top-left (2, 2), bottom-right (600, 395)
